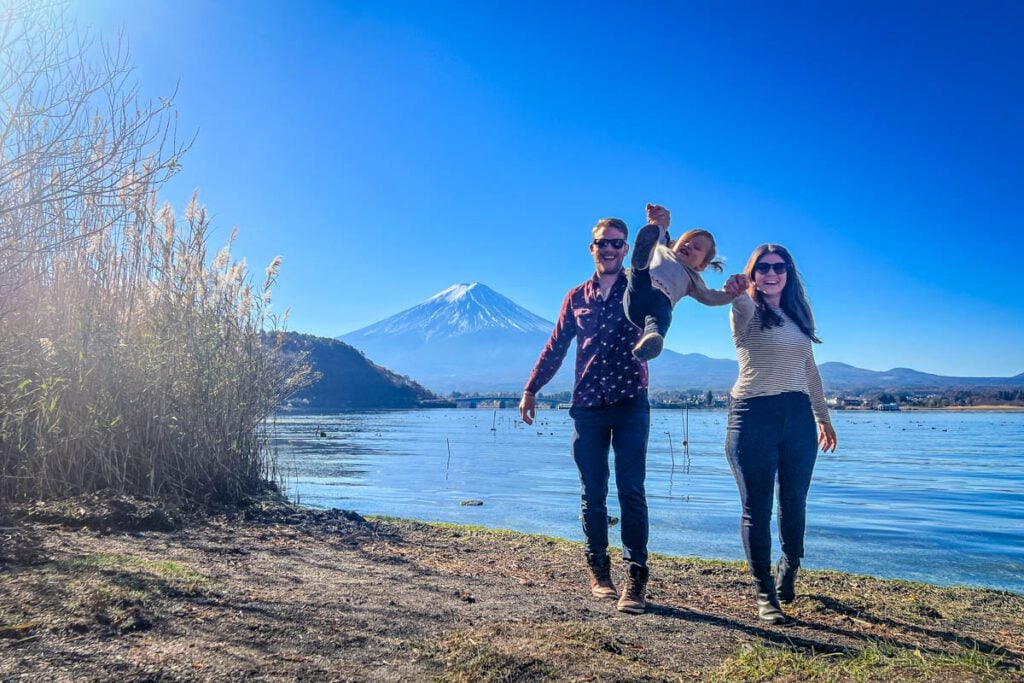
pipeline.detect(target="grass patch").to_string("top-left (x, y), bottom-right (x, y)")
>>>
top-left (799, 571), bottom-right (1024, 632)
top-left (711, 640), bottom-right (1016, 683)
top-left (371, 517), bottom-right (579, 547)
top-left (434, 632), bottom-right (555, 682)
top-left (32, 552), bottom-right (214, 632)
top-left (562, 624), bottom-right (634, 659)
top-left (72, 579), bottom-right (152, 630)
top-left (427, 623), bottom-right (666, 682)
top-left (57, 553), bottom-right (208, 590)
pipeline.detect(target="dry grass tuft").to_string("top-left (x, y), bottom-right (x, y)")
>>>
top-left (710, 640), bottom-right (1013, 683)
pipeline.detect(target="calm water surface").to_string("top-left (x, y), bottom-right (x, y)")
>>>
top-left (273, 409), bottom-right (1024, 594)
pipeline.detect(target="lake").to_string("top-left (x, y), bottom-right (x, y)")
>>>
top-left (272, 408), bottom-right (1024, 594)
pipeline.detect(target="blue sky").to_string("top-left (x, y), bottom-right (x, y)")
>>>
top-left (73, 0), bottom-right (1024, 377)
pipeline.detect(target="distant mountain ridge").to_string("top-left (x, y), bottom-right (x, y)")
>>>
top-left (817, 362), bottom-right (1024, 392)
top-left (338, 283), bottom-right (1024, 394)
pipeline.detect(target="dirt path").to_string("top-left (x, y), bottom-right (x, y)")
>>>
top-left (1, 502), bottom-right (1022, 681)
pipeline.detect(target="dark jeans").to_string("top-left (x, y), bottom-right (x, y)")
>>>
top-left (569, 393), bottom-right (651, 567)
top-left (624, 268), bottom-right (673, 337)
top-left (725, 392), bottom-right (818, 585)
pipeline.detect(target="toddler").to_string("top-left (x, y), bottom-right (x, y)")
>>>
top-left (625, 204), bottom-right (734, 360)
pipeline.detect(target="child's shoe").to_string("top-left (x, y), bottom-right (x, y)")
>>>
top-left (630, 224), bottom-right (661, 271)
top-left (632, 332), bottom-right (664, 361)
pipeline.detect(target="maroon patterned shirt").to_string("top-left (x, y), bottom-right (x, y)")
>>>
top-left (525, 272), bottom-right (647, 408)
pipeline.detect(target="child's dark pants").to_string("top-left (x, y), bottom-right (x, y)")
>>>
top-left (624, 268), bottom-right (673, 337)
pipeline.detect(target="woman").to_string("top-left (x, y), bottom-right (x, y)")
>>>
top-left (723, 244), bottom-right (838, 624)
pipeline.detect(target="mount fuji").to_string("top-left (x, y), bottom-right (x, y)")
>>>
top-left (347, 283), bottom-right (553, 341)
top-left (338, 283), bottom-right (737, 393)
top-left (339, 283), bottom-right (571, 393)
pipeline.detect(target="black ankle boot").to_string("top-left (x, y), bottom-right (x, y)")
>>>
top-left (753, 574), bottom-right (788, 625)
top-left (775, 556), bottom-right (799, 604)
top-left (755, 590), bottom-right (787, 624)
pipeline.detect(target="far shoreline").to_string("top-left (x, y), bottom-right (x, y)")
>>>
top-left (899, 404), bottom-right (1024, 412)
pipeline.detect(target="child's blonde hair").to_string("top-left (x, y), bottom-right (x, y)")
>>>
top-left (673, 228), bottom-right (724, 272)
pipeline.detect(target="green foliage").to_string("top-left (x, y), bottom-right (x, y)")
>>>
top-left (279, 332), bottom-right (436, 410)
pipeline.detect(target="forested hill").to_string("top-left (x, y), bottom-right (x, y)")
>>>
top-left (276, 332), bottom-right (439, 410)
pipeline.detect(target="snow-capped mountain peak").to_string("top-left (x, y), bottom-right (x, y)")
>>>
top-left (343, 282), bottom-right (554, 341)
top-left (426, 282), bottom-right (480, 304)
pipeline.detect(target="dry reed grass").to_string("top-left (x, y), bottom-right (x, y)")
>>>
top-left (0, 0), bottom-right (308, 504)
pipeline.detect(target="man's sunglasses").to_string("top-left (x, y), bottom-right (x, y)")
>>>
top-left (753, 262), bottom-right (788, 275)
top-left (593, 238), bottom-right (627, 249)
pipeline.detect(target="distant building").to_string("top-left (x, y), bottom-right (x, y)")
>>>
top-left (877, 402), bottom-right (901, 411)
top-left (828, 396), bottom-right (866, 409)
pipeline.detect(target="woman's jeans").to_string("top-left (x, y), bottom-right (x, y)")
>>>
top-left (725, 392), bottom-right (818, 586)
top-left (624, 267), bottom-right (673, 337)
top-left (570, 393), bottom-right (651, 567)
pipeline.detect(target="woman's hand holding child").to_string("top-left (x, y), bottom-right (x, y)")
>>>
top-left (724, 273), bottom-right (749, 299)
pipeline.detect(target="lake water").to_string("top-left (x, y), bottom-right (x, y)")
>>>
top-left (272, 409), bottom-right (1024, 594)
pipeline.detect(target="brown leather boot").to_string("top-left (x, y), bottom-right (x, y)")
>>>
top-left (587, 555), bottom-right (618, 599)
top-left (616, 562), bottom-right (649, 614)
top-left (632, 331), bottom-right (664, 361)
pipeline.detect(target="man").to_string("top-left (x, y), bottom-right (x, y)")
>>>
top-left (519, 217), bottom-right (652, 614)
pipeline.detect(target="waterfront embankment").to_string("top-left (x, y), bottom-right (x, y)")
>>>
top-left (1, 498), bottom-right (1022, 681)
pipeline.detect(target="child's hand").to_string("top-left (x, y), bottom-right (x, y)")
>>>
top-left (724, 273), bottom-right (748, 298)
top-left (646, 203), bottom-right (671, 229)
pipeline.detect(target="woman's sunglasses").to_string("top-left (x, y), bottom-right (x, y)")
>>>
top-left (753, 262), bottom-right (788, 275)
top-left (593, 238), bottom-right (627, 249)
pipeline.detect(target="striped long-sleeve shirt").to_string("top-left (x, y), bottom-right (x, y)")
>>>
top-left (730, 293), bottom-right (831, 424)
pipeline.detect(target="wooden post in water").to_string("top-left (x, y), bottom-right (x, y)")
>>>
top-left (445, 438), bottom-right (453, 480)
top-left (666, 431), bottom-right (676, 497)
top-left (682, 404), bottom-right (690, 453)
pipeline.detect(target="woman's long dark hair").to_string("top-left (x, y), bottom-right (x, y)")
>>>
top-left (744, 244), bottom-right (821, 343)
